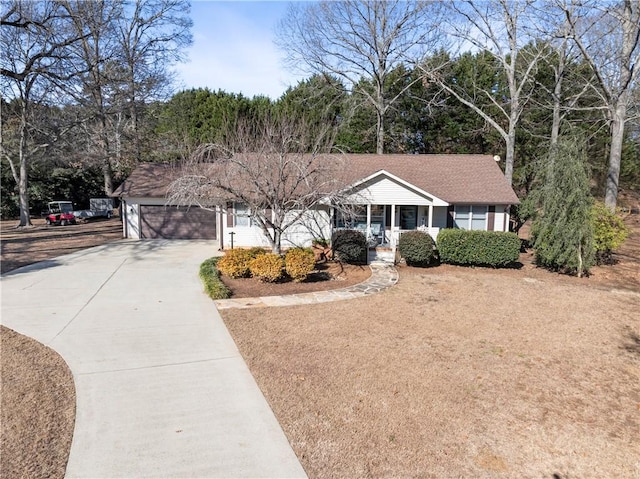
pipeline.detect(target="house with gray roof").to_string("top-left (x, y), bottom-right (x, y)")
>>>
top-left (112, 154), bottom-right (519, 261)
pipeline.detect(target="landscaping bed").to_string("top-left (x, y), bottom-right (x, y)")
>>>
top-left (220, 261), bottom-right (371, 298)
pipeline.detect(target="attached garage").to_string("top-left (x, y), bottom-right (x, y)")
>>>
top-left (139, 205), bottom-right (217, 240)
top-left (111, 164), bottom-right (222, 241)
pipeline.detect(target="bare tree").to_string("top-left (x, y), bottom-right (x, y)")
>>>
top-left (419, 0), bottom-right (547, 186)
top-left (61, 0), bottom-right (123, 196)
top-left (1, 0), bottom-right (84, 226)
top-left (115, 0), bottom-right (192, 163)
top-left (168, 116), bottom-right (354, 253)
top-left (528, 3), bottom-right (600, 150)
top-left (276, 0), bottom-right (442, 154)
top-left (561, 0), bottom-right (640, 210)
top-left (61, 0), bottom-right (191, 196)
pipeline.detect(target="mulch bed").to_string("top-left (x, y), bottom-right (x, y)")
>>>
top-left (220, 261), bottom-right (372, 298)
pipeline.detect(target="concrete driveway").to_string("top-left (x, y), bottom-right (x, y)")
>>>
top-left (1, 240), bottom-right (307, 478)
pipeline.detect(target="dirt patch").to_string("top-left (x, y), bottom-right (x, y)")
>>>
top-left (221, 261), bottom-right (371, 298)
top-left (221, 214), bottom-right (640, 478)
top-left (1, 217), bottom-right (122, 274)
top-left (0, 326), bottom-right (76, 479)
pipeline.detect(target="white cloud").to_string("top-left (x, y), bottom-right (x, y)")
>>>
top-left (173, 1), bottom-right (304, 99)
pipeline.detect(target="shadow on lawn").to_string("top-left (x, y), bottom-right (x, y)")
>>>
top-left (622, 327), bottom-right (640, 356)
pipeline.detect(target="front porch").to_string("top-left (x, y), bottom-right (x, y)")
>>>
top-left (334, 203), bottom-right (446, 264)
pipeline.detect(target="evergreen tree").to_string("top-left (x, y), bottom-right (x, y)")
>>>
top-left (529, 137), bottom-right (594, 277)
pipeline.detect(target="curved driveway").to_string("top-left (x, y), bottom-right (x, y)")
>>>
top-left (1, 240), bottom-right (306, 478)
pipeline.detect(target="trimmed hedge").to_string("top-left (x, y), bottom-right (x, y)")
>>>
top-left (437, 229), bottom-right (520, 267)
top-left (249, 253), bottom-right (284, 282)
top-left (331, 229), bottom-right (367, 264)
top-left (398, 230), bottom-right (437, 266)
top-left (199, 257), bottom-right (231, 300)
top-left (285, 247), bottom-right (316, 282)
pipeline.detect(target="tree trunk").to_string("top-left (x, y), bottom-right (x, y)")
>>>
top-left (605, 102), bottom-right (626, 211)
top-left (272, 230), bottom-right (281, 254)
top-left (550, 55), bottom-right (564, 149)
top-left (17, 103), bottom-right (32, 227)
top-left (504, 122), bottom-right (517, 186)
top-left (376, 106), bottom-right (384, 155)
top-left (18, 151), bottom-right (32, 227)
top-left (103, 160), bottom-right (114, 196)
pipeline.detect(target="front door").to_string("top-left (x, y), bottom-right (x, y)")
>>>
top-left (399, 206), bottom-right (418, 230)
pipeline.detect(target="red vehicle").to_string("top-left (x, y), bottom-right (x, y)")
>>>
top-left (44, 201), bottom-right (76, 226)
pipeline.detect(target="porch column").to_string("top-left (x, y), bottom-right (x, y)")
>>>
top-left (390, 204), bottom-right (397, 249)
top-left (366, 204), bottom-right (371, 230)
top-left (428, 204), bottom-right (433, 229)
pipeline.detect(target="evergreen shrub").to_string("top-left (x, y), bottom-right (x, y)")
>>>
top-left (249, 253), bottom-right (284, 282)
top-left (398, 230), bottom-right (437, 266)
top-left (199, 257), bottom-right (231, 300)
top-left (591, 202), bottom-right (629, 264)
top-left (285, 247), bottom-right (316, 281)
top-left (437, 229), bottom-right (521, 267)
top-left (331, 229), bottom-right (367, 264)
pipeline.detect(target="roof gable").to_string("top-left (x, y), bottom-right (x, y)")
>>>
top-left (347, 170), bottom-right (449, 206)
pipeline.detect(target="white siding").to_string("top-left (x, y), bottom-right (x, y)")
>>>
top-left (493, 205), bottom-right (511, 232)
top-left (223, 207), bottom-right (332, 250)
top-left (347, 175), bottom-right (441, 206)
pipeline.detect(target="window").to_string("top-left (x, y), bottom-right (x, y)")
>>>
top-left (454, 205), bottom-right (487, 230)
top-left (335, 206), bottom-right (366, 229)
top-left (400, 206), bottom-right (417, 230)
top-left (235, 202), bottom-right (250, 227)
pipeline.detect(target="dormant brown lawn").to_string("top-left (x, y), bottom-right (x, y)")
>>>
top-left (221, 261), bottom-right (640, 478)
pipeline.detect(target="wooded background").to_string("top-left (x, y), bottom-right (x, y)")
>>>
top-left (1, 0), bottom-right (638, 223)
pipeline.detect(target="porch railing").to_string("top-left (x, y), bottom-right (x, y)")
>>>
top-left (389, 227), bottom-right (440, 249)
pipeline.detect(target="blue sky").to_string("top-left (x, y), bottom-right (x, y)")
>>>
top-left (173, 1), bottom-right (305, 99)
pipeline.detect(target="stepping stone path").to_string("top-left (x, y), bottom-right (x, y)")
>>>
top-left (214, 264), bottom-right (398, 309)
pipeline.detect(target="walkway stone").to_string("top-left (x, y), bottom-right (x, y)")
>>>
top-left (214, 264), bottom-right (398, 309)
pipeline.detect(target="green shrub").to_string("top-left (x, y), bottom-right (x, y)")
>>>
top-left (398, 230), bottom-right (437, 266)
top-left (591, 202), bottom-right (629, 264)
top-left (249, 253), bottom-right (284, 282)
top-left (285, 247), bottom-right (316, 281)
top-left (331, 229), bottom-right (367, 264)
top-left (199, 257), bottom-right (231, 300)
top-left (437, 229), bottom-right (521, 267)
top-left (217, 248), bottom-right (259, 278)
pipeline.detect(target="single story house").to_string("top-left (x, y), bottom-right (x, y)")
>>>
top-left (112, 154), bottom-right (519, 261)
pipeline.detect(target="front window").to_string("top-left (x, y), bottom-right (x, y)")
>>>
top-left (335, 206), bottom-right (366, 229)
top-left (235, 202), bottom-right (250, 227)
top-left (454, 205), bottom-right (487, 230)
